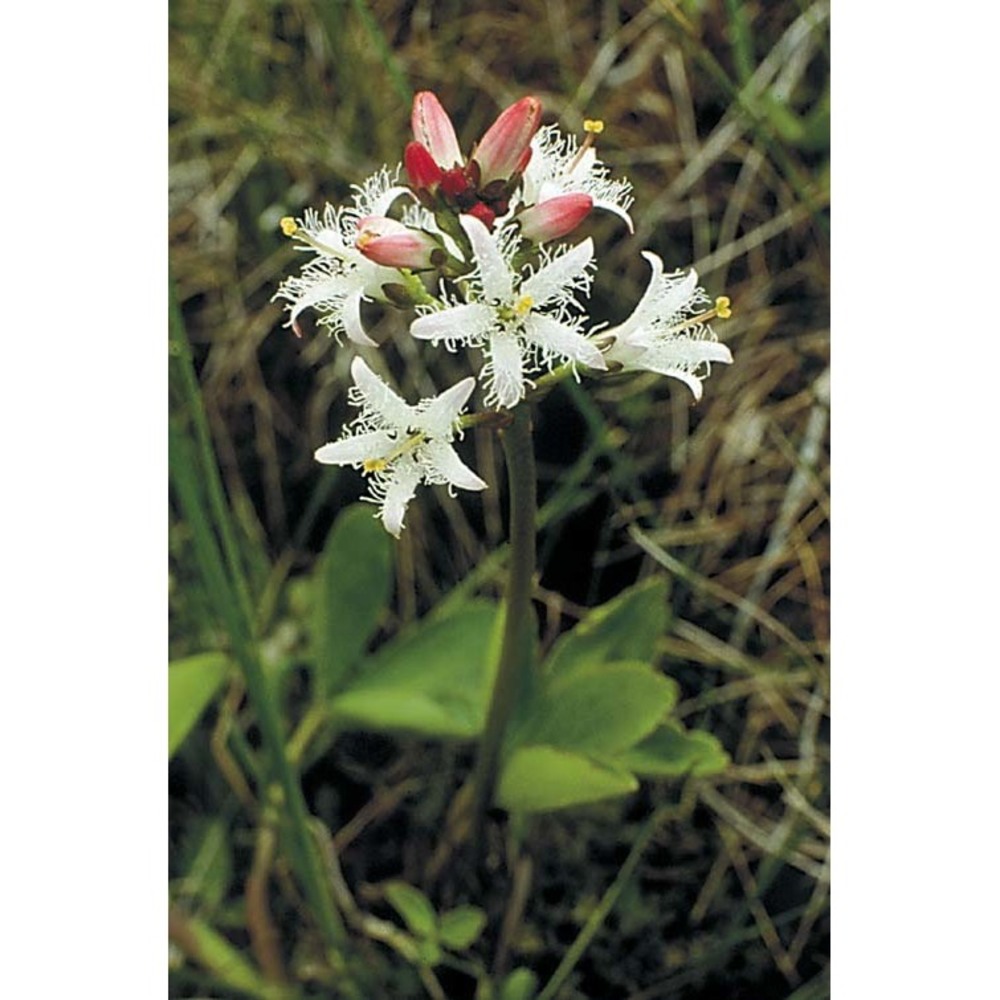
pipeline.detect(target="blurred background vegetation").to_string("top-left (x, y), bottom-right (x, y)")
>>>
top-left (169, 0), bottom-right (829, 997)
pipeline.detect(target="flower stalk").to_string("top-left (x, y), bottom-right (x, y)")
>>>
top-left (470, 402), bottom-right (538, 844)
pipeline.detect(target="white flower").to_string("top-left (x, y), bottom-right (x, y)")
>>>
top-left (521, 123), bottom-right (634, 233)
top-left (272, 167), bottom-right (412, 346)
top-left (315, 358), bottom-right (486, 537)
top-left (604, 252), bottom-right (733, 400)
top-left (409, 214), bottom-right (607, 409)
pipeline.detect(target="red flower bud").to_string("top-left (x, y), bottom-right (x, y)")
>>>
top-left (405, 141), bottom-right (444, 192)
top-left (465, 203), bottom-right (497, 229)
top-left (440, 167), bottom-right (473, 199)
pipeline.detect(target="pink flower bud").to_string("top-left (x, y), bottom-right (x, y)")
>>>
top-left (405, 141), bottom-right (444, 192)
top-left (411, 91), bottom-right (464, 168)
top-left (516, 192), bottom-right (593, 242)
top-left (355, 216), bottom-right (441, 269)
top-left (472, 96), bottom-right (542, 186)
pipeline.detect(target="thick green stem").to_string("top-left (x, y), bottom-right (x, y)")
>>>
top-left (471, 404), bottom-right (537, 840)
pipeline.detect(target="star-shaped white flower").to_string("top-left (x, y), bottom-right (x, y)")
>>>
top-left (604, 252), bottom-right (733, 400)
top-left (272, 168), bottom-right (412, 346)
top-left (410, 214), bottom-right (607, 409)
top-left (521, 123), bottom-right (634, 233)
top-left (315, 358), bottom-right (486, 537)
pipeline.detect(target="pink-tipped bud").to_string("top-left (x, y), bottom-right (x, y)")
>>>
top-left (516, 192), bottom-right (593, 242)
top-left (355, 216), bottom-right (441, 269)
top-left (411, 91), bottom-right (464, 168)
top-left (405, 141), bottom-right (445, 192)
top-left (472, 96), bottom-right (543, 186)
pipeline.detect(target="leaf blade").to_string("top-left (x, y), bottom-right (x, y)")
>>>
top-left (497, 745), bottom-right (638, 812)
top-left (168, 653), bottom-right (230, 758)
top-left (314, 503), bottom-right (393, 693)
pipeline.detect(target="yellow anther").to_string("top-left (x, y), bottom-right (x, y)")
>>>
top-left (715, 296), bottom-right (732, 320)
top-left (583, 119), bottom-right (605, 135)
top-left (280, 217), bottom-right (299, 237)
top-left (362, 458), bottom-right (388, 473)
top-left (514, 295), bottom-right (534, 318)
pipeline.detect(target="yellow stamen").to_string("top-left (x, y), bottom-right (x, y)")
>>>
top-left (569, 120), bottom-right (604, 173)
top-left (280, 216), bottom-right (299, 237)
top-left (361, 433), bottom-right (426, 475)
top-left (514, 295), bottom-right (534, 318)
top-left (664, 297), bottom-right (733, 335)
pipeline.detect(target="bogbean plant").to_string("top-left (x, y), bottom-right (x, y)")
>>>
top-left (170, 92), bottom-right (734, 999)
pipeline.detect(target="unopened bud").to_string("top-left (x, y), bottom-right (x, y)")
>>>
top-left (411, 91), bottom-right (464, 168)
top-left (405, 141), bottom-right (444, 192)
top-left (472, 96), bottom-right (543, 187)
top-left (516, 192), bottom-right (593, 242)
top-left (355, 216), bottom-right (441, 269)
top-left (465, 202), bottom-right (497, 230)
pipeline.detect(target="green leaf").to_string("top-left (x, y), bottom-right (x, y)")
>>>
top-left (175, 817), bottom-right (232, 910)
top-left (545, 577), bottom-right (668, 679)
top-left (385, 881), bottom-right (438, 939)
top-left (416, 937), bottom-right (443, 967)
top-left (499, 968), bottom-right (538, 1000)
top-left (515, 661), bottom-right (678, 756)
top-left (439, 906), bottom-right (487, 950)
top-left (497, 745), bottom-right (638, 812)
top-left (314, 503), bottom-right (392, 693)
top-left (330, 601), bottom-right (501, 738)
top-left (171, 909), bottom-right (289, 999)
top-left (168, 653), bottom-right (230, 757)
top-left (618, 722), bottom-right (730, 777)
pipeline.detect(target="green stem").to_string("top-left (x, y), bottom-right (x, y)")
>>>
top-left (470, 404), bottom-right (537, 841)
top-left (169, 287), bottom-right (348, 955)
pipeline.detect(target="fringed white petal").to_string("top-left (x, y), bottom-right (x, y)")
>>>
top-left (487, 330), bottom-right (525, 409)
top-left (523, 314), bottom-right (607, 371)
top-left (415, 377), bottom-right (476, 439)
top-left (421, 440), bottom-right (488, 492)
top-left (342, 288), bottom-right (378, 347)
top-left (654, 268), bottom-right (701, 324)
top-left (521, 238), bottom-right (593, 308)
top-left (410, 303), bottom-right (495, 345)
top-left (314, 430), bottom-right (396, 466)
top-left (380, 461), bottom-right (422, 538)
top-left (591, 195), bottom-right (635, 233)
top-left (350, 358), bottom-right (414, 430)
top-left (604, 251), bottom-right (665, 344)
top-left (649, 338), bottom-right (734, 368)
top-left (371, 185), bottom-right (415, 218)
top-left (637, 364), bottom-right (706, 401)
top-left (459, 214), bottom-right (514, 303)
top-left (283, 271), bottom-right (352, 329)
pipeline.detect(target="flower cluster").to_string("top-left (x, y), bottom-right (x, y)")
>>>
top-left (275, 92), bottom-right (733, 534)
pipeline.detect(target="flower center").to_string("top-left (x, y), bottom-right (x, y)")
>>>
top-left (495, 294), bottom-right (535, 326)
top-left (362, 433), bottom-right (426, 474)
